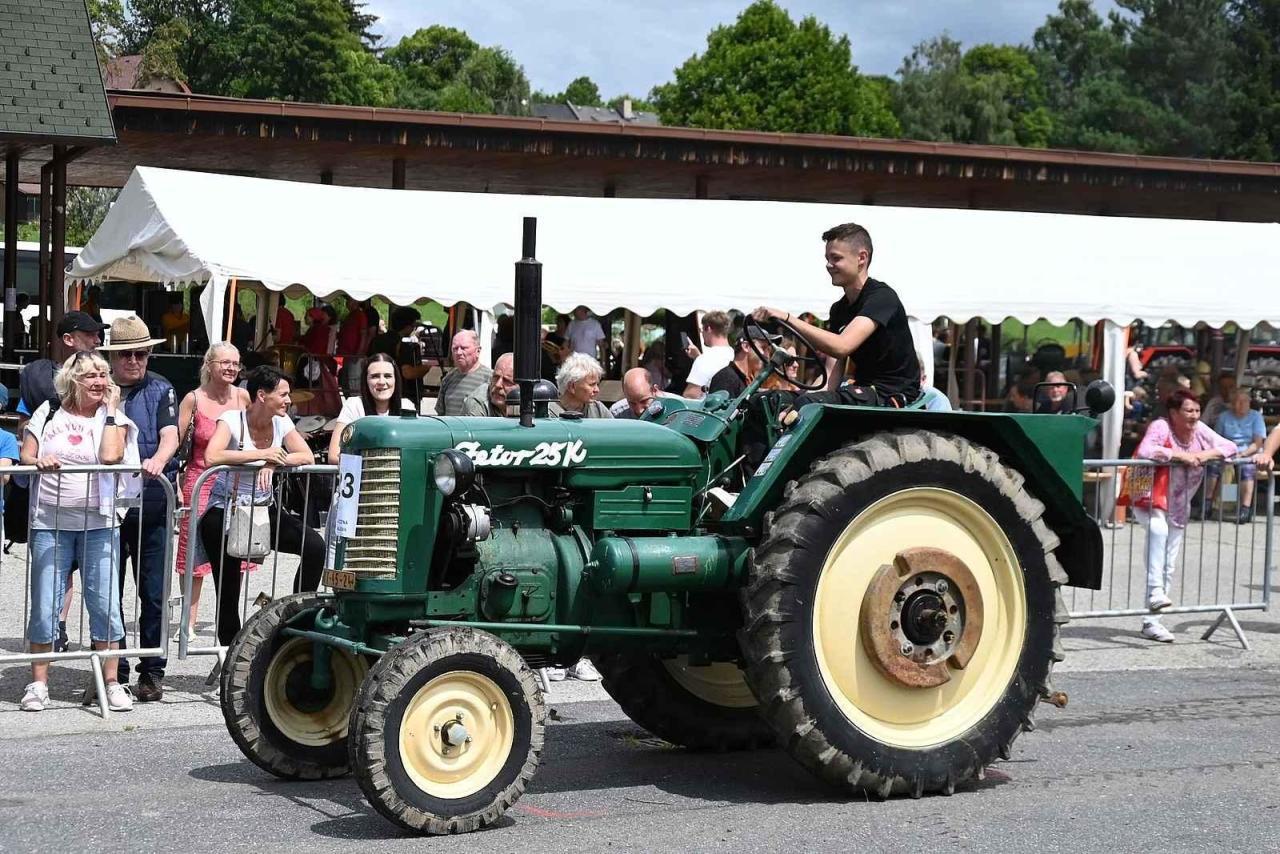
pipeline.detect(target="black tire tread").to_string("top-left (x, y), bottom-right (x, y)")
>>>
top-left (740, 429), bottom-right (1068, 797)
top-left (220, 592), bottom-right (349, 781)
top-left (592, 651), bottom-right (775, 752)
top-left (348, 627), bottom-right (545, 835)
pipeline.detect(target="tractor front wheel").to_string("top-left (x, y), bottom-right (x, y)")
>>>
top-left (741, 430), bottom-right (1068, 797)
top-left (348, 627), bottom-right (545, 835)
top-left (593, 651), bottom-right (774, 751)
top-left (221, 593), bottom-right (368, 780)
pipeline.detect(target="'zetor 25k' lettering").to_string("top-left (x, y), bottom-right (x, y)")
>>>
top-left (454, 440), bottom-right (588, 468)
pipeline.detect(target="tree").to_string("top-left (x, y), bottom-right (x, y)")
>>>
top-left (65, 188), bottom-right (119, 247)
top-left (119, 0), bottom-right (235, 95)
top-left (650, 1), bottom-right (899, 136)
top-left (562, 76), bottom-right (603, 106)
top-left (384, 26), bottom-right (530, 114)
top-left (1031, 0), bottom-right (1234, 156)
top-left (1228, 0), bottom-right (1280, 160)
top-left (85, 0), bottom-right (126, 61)
top-left (223, 0), bottom-right (391, 105)
top-left (894, 37), bottom-right (1051, 147)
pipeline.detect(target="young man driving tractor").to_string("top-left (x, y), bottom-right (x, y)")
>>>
top-left (752, 221), bottom-right (921, 409)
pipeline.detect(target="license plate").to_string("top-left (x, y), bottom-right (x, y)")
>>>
top-left (324, 569), bottom-right (357, 591)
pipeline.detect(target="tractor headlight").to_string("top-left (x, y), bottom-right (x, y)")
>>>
top-left (433, 450), bottom-right (474, 497)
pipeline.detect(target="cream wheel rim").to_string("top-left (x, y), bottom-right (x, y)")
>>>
top-left (263, 637), bottom-right (367, 747)
top-left (812, 487), bottom-right (1026, 748)
top-left (662, 656), bottom-right (757, 709)
top-left (398, 671), bottom-right (515, 800)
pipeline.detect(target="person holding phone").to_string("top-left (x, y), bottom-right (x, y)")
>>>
top-left (19, 352), bottom-right (139, 712)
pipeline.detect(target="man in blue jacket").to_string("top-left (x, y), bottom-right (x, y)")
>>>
top-left (103, 316), bottom-right (178, 702)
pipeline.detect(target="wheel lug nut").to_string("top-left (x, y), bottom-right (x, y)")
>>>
top-left (894, 591), bottom-right (906, 603)
top-left (464, 736), bottom-right (472, 744)
top-left (943, 631), bottom-right (955, 644)
top-left (935, 579), bottom-right (949, 594)
top-left (900, 642), bottom-right (914, 656)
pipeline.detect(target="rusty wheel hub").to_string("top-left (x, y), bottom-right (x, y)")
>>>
top-left (860, 547), bottom-right (985, 689)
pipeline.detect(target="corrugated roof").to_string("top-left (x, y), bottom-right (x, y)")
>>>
top-left (0, 0), bottom-right (115, 144)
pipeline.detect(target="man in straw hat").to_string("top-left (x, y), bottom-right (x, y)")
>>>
top-left (101, 316), bottom-right (178, 702)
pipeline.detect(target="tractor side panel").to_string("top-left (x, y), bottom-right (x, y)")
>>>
top-left (723, 406), bottom-right (1103, 590)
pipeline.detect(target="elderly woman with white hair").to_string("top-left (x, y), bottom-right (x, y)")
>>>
top-left (550, 352), bottom-right (613, 419)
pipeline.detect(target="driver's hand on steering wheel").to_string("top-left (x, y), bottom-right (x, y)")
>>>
top-left (752, 306), bottom-right (784, 323)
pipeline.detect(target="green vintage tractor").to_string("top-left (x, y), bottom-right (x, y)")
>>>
top-left (219, 219), bottom-right (1111, 834)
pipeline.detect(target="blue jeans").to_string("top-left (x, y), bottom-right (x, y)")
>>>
top-left (117, 508), bottom-right (170, 681)
top-left (28, 527), bottom-right (122, 645)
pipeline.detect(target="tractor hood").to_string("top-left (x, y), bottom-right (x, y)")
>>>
top-left (343, 414), bottom-right (703, 487)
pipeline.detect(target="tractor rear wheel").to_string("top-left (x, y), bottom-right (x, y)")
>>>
top-left (741, 430), bottom-right (1068, 797)
top-left (348, 627), bottom-right (544, 834)
top-left (592, 652), bottom-right (774, 751)
top-left (221, 592), bottom-right (368, 780)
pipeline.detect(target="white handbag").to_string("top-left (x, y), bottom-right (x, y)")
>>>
top-left (224, 412), bottom-right (272, 560)
top-left (226, 496), bottom-right (271, 560)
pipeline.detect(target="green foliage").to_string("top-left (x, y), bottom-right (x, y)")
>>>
top-left (120, 0), bottom-right (234, 95)
top-left (137, 17), bottom-right (190, 85)
top-left (607, 93), bottom-right (656, 113)
top-left (895, 37), bottom-right (1051, 147)
top-left (66, 188), bottom-right (120, 247)
top-left (562, 76), bottom-right (604, 106)
top-left (222, 0), bottom-right (388, 105)
top-left (1228, 0), bottom-right (1280, 160)
top-left (86, 0), bottom-right (126, 60)
top-left (383, 26), bottom-right (530, 114)
top-left (650, 0), bottom-right (899, 136)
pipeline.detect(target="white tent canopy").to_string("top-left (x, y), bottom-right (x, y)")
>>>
top-left (69, 166), bottom-right (1280, 341)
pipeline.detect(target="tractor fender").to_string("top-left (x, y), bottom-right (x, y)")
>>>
top-left (721, 405), bottom-right (1103, 590)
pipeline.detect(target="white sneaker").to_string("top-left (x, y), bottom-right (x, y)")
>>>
top-left (105, 682), bottom-right (133, 712)
top-left (1141, 622), bottom-right (1175, 643)
top-left (567, 659), bottom-right (602, 681)
top-left (544, 667), bottom-right (567, 682)
top-left (1147, 592), bottom-right (1173, 611)
top-left (20, 682), bottom-right (48, 712)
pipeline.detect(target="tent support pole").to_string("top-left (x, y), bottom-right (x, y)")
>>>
top-left (225, 277), bottom-right (238, 341)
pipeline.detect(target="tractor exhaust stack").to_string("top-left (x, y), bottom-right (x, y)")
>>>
top-left (513, 216), bottom-right (542, 427)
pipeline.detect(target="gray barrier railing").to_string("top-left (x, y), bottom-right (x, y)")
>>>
top-left (178, 463), bottom-right (339, 670)
top-left (1074, 457), bottom-right (1274, 649)
top-left (0, 464), bottom-right (177, 718)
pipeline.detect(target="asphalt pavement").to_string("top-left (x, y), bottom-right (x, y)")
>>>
top-left (2, 609), bottom-right (1279, 854)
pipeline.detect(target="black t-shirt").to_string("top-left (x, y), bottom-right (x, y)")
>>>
top-left (828, 278), bottom-right (920, 401)
top-left (708, 361), bottom-right (748, 398)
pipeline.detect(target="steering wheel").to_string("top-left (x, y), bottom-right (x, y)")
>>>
top-left (743, 313), bottom-right (828, 392)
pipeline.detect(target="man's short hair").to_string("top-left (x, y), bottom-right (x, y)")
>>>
top-left (701, 311), bottom-right (730, 337)
top-left (822, 222), bottom-right (873, 263)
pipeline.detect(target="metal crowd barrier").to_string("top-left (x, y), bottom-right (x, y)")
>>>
top-left (178, 464), bottom-right (339, 669)
top-left (0, 464), bottom-right (177, 718)
top-left (1076, 457), bottom-right (1274, 649)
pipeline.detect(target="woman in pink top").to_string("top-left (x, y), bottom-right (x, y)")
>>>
top-left (175, 344), bottom-right (251, 640)
top-left (1132, 388), bottom-right (1236, 643)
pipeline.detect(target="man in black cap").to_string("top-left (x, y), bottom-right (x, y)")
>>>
top-left (708, 325), bottom-right (780, 399)
top-left (18, 310), bottom-right (107, 415)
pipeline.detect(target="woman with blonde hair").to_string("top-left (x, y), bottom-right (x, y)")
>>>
top-left (19, 351), bottom-right (139, 712)
top-left (174, 343), bottom-right (251, 640)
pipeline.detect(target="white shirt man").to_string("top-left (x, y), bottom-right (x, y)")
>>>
top-left (565, 306), bottom-right (606, 360)
top-left (683, 310), bottom-right (734, 399)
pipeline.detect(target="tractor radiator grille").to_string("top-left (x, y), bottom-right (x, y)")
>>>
top-left (343, 448), bottom-right (400, 577)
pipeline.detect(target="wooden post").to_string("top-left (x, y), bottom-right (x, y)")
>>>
top-left (392, 158), bottom-right (405, 190)
top-left (37, 163), bottom-right (51, 356)
top-left (3, 148), bottom-right (19, 361)
top-left (224, 277), bottom-right (239, 341)
top-left (50, 146), bottom-right (67, 345)
top-left (320, 170), bottom-right (333, 185)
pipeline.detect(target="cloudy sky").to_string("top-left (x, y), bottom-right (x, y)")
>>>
top-left (366, 1), bottom-right (1121, 98)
